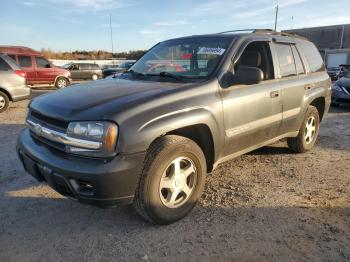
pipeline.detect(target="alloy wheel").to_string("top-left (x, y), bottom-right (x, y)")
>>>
top-left (159, 156), bottom-right (197, 208)
top-left (304, 115), bottom-right (316, 144)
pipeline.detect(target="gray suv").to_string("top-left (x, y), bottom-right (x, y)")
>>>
top-left (0, 54), bottom-right (31, 113)
top-left (17, 30), bottom-right (331, 224)
top-left (64, 63), bottom-right (102, 81)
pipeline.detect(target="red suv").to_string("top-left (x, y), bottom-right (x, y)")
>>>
top-left (0, 46), bottom-right (71, 88)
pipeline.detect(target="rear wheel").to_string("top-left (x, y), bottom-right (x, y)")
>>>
top-left (55, 77), bottom-right (68, 89)
top-left (92, 74), bottom-right (98, 81)
top-left (287, 105), bottom-right (320, 153)
top-left (0, 91), bottom-right (10, 113)
top-left (133, 135), bottom-right (207, 225)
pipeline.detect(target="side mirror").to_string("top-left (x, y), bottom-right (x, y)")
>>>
top-left (45, 64), bottom-right (51, 68)
top-left (220, 66), bottom-right (263, 88)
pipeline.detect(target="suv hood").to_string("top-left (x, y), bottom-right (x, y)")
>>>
top-left (30, 78), bottom-right (189, 121)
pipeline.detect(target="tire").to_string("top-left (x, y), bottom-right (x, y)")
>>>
top-left (287, 105), bottom-right (320, 153)
top-left (55, 77), bottom-right (68, 89)
top-left (133, 135), bottom-right (207, 225)
top-left (92, 74), bottom-right (98, 81)
top-left (0, 91), bottom-right (10, 113)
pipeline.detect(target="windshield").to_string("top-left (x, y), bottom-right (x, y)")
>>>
top-left (128, 37), bottom-right (232, 81)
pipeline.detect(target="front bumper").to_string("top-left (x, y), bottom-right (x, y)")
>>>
top-left (17, 128), bottom-right (146, 207)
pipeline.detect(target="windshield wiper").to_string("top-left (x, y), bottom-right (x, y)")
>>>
top-left (119, 69), bottom-right (146, 79)
top-left (146, 71), bottom-right (187, 83)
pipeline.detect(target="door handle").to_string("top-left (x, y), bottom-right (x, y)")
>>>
top-left (270, 91), bottom-right (279, 98)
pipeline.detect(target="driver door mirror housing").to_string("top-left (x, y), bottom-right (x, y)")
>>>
top-left (220, 66), bottom-right (264, 88)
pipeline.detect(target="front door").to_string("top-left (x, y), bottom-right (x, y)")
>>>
top-left (34, 56), bottom-right (54, 83)
top-left (220, 41), bottom-right (283, 157)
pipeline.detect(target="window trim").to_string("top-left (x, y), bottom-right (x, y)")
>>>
top-left (291, 44), bottom-right (306, 76)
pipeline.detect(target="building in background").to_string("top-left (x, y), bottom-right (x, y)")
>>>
top-left (284, 24), bottom-right (350, 68)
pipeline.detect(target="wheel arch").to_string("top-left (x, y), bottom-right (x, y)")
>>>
top-left (0, 87), bottom-right (12, 101)
top-left (310, 96), bottom-right (326, 121)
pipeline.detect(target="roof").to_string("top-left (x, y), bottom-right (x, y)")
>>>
top-left (0, 46), bottom-right (41, 55)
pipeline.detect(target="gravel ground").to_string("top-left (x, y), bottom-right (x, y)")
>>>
top-left (0, 91), bottom-right (349, 262)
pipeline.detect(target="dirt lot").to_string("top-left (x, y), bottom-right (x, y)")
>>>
top-left (0, 91), bottom-right (349, 262)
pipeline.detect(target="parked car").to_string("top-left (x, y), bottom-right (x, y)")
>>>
top-left (327, 66), bottom-right (339, 81)
top-left (17, 29), bottom-right (331, 224)
top-left (337, 64), bottom-right (350, 79)
top-left (102, 62), bottom-right (135, 78)
top-left (0, 54), bottom-right (31, 113)
top-left (0, 46), bottom-right (71, 88)
top-left (64, 63), bottom-right (102, 80)
top-left (332, 71), bottom-right (350, 106)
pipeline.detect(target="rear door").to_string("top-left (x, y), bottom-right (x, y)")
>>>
top-left (34, 56), bottom-right (55, 84)
top-left (272, 42), bottom-right (307, 134)
top-left (18, 55), bottom-right (35, 84)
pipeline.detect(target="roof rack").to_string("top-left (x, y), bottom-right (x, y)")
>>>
top-left (217, 29), bottom-right (305, 39)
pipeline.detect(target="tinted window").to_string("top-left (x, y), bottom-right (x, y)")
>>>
top-left (0, 57), bottom-right (11, 71)
top-left (18, 55), bottom-right (32, 67)
top-left (8, 54), bottom-right (16, 62)
top-left (298, 41), bottom-right (325, 73)
top-left (291, 45), bottom-right (305, 75)
top-left (275, 44), bottom-right (296, 78)
top-left (80, 64), bottom-right (89, 70)
top-left (91, 64), bottom-right (99, 69)
top-left (35, 57), bottom-right (51, 68)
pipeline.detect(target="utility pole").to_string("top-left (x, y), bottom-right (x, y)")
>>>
top-left (274, 5), bottom-right (279, 31)
top-left (291, 16), bottom-right (294, 29)
top-left (109, 14), bottom-right (114, 58)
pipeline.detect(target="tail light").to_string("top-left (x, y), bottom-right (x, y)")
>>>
top-left (15, 70), bottom-right (26, 78)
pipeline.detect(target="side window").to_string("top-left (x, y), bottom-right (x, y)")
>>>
top-left (235, 41), bottom-right (275, 80)
top-left (275, 43), bottom-right (296, 78)
top-left (8, 54), bottom-right (16, 62)
top-left (298, 41), bottom-right (325, 73)
top-left (35, 57), bottom-right (51, 68)
top-left (18, 55), bottom-right (32, 67)
top-left (291, 45), bottom-right (305, 75)
top-left (0, 57), bottom-right (11, 71)
top-left (80, 64), bottom-right (88, 70)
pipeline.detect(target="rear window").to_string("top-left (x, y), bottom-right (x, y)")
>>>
top-left (275, 43), bottom-right (296, 78)
top-left (18, 55), bottom-right (32, 67)
top-left (298, 41), bottom-right (325, 73)
top-left (0, 57), bottom-right (11, 71)
top-left (91, 64), bottom-right (100, 70)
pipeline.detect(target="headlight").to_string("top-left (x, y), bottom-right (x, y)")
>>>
top-left (66, 121), bottom-right (118, 158)
top-left (332, 84), bottom-right (342, 92)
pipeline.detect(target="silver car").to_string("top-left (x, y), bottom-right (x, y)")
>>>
top-left (0, 54), bottom-right (31, 113)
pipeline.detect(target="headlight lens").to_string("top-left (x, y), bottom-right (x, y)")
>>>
top-left (332, 84), bottom-right (342, 92)
top-left (66, 121), bottom-right (118, 158)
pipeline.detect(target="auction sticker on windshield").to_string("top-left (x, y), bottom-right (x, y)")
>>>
top-left (197, 47), bottom-right (226, 56)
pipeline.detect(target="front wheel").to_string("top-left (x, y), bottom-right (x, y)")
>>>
top-left (133, 135), bottom-right (207, 225)
top-left (287, 105), bottom-right (320, 153)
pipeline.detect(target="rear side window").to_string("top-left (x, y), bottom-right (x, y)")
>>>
top-left (18, 55), bottom-right (32, 67)
top-left (291, 45), bottom-right (305, 75)
top-left (0, 57), bottom-right (11, 71)
top-left (8, 54), bottom-right (16, 62)
top-left (298, 41), bottom-right (325, 73)
top-left (275, 43), bottom-right (296, 78)
top-left (91, 64), bottom-right (99, 70)
top-left (80, 64), bottom-right (89, 70)
top-left (35, 57), bottom-right (51, 68)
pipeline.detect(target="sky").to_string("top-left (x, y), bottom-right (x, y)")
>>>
top-left (1, 0), bottom-right (350, 52)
